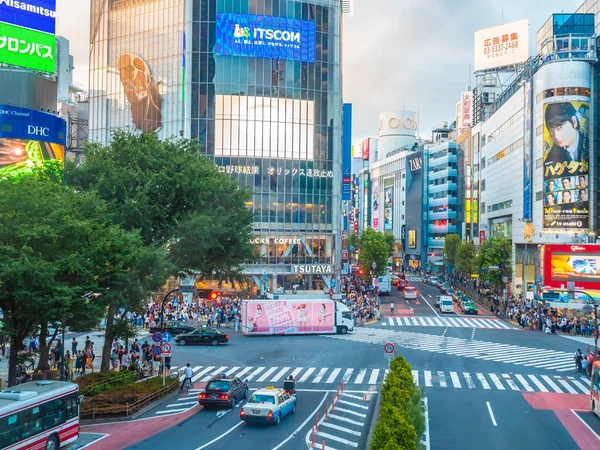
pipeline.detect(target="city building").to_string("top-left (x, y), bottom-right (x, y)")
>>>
top-left (476, 10), bottom-right (597, 296)
top-left (88, 0), bottom-right (345, 293)
top-left (425, 123), bottom-right (458, 269)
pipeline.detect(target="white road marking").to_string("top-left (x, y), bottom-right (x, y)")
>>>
top-left (191, 366), bottom-right (215, 382)
top-left (235, 367), bottom-right (253, 379)
top-left (340, 393), bottom-right (364, 401)
top-left (341, 368), bottom-right (354, 383)
top-left (246, 367), bottom-right (266, 381)
top-left (424, 371), bottom-right (432, 387)
top-left (515, 374), bottom-right (534, 392)
top-left (257, 367), bottom-right (278, 383)
top-left (354, 369), bottom-right (367, 384)
top-left (225, 366), bottom-right (240, 376)
top-left (412, 370), bottom-right (419, 386)
top-left (299, 367), bottom-right (316, 383)
top-left (486, 401), bottom-right (497, 426)
top-left (331, 406), bottom-right (367, 418)
top-left (450, 372), bottom-right (462, 388)
top-left (313, 368), bottom-right (329, 383)
top-left (270, 367), bottom-right (291, 383)
top-left (201, 366), bottom-right (227, 382)
top-left (320, 421), bottom-right (362, 436)
top-left (437, 371), bottom-right (447, 388)
top-left (155, 408), bottom-right (187, 414)
top-left (315, 430), bottom-right (358, 447)
top-left (289, 367), bottom-right (304, 379)
top-left (570, 409), bottom-right (600, 441)
top-left (326, 368), bottom-right (342, 384)
top-left (488, 374), bottom-right (505, 390)
top-left (502, 374), bottom-right (519, 391)
top-left (555, 377), bottom-right (577, 394)
top-left (337, 399), bottom-right (369, 410)
top-left (541, 375), bottom-right (563, 393)
top-left (463, 372), bottom-right (476, 389)
top-left (328, 413), bottom-right (364, 426)
top-left (195, 422), bottom-right (244, 450)
top-left (527, 375), bottom-right (549, 393)
top-left (368, 369), bottom-right (380, 385)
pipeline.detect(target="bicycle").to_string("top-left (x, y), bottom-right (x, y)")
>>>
top-left (183, 378), bottom-right (192, 393)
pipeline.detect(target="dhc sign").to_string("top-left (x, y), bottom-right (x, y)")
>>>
top-left (216, 13), bottom-right (316, 63)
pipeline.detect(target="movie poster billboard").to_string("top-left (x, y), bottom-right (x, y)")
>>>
top-left (408, 230), bottom-right (417, 249)
top-left (523, 80), bottom-right (533, 220)
top-left (543, 100), bottom-right (589, 230)
top-left (383, 178), bottom-right (393, 231)
top-left (543, 244), bottom-right (600, 290)
top-left (243, 300), bottom-right (335, 334)
top-left (372, 178), bottom-right (380, 231)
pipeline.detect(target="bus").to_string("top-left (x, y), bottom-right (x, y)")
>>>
top-left (591, 360), bottom-right (600, 417)
top-left (0, 380), bottom-right (80, 450)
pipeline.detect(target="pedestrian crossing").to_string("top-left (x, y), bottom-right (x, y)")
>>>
top-left (411, 370), bottom-right (590, 394)
top-left (381, 316), bottom-right (514, 329)
top-left (171, 365), bottom-right (386, 386)
top-left (326, 327), bottom-right (579, 372)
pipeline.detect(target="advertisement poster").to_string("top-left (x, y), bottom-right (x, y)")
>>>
top-left (244, 301), bottom-right (334, 334)
top-left (408, 230), bottom-right (417, 249)
top-left (0, 0), bottom-right (56, 34)
top-left (372, 178), bottom-right (380, 231)
top-left (543, 100), bottom-right (589, 230)
top-left (215, 13), bottom-right (316, 63)
top-left (361, 138), bottom-right (370, 160)
top-left (543, 244), bottom-right (600, 290)
top-left (0, 21), bottom-right (55, 73)
top-left (523, 80), bottom-right (533, 220)
top-left (474, 19), bottom-right (529, 71)
top-left (383, 178), bottom-right (393, 231)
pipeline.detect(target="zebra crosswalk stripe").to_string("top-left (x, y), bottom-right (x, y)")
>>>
top-left (476, 373), bottom-right (491, 390)
top-left (542, 375), bottom-right (563, 393)
top-left (450, 372), bottom-right (461, 388)
top-left (527, 374), bottom-right (548, 392)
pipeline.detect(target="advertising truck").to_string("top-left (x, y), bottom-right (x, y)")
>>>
top-left (241, 298), bottom-right (354, 335)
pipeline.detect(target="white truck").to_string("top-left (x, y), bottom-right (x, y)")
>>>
top-left (241, 297), bottom-right (354, 335)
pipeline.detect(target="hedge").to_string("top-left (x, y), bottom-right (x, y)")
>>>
top-left (370, 356), bottom-right (425, 450)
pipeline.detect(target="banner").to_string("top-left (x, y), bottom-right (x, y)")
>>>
top-left (0, 21), bottom-right (55, 73)
top-left (0, 0), bottom-right (56, 34)
top-left (342, 103), bottom-right (352, 200)
top-left (474, 19), bottom-right (529, 71)
top-left (523, 80), bottom-right (533, 220)
top-left (408, 230), bottom-right (417, 249)
top-left (383, 178), bottom-right (393, 231)
top-left (372, 178), bottom-right (380, 230)
top-left (543, 100), bottom-right (589, 230)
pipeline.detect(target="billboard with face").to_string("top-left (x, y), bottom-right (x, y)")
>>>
top-left (243, 300), bottom-right (335, 334)
top-left (0, 104), bottom-right (65, 178)
top-left (543, 100), bottom-right (589, 230)
top-left (372, 178), bottom-right (380, 231)
top-left (383, 178), bottom-right (393, 231)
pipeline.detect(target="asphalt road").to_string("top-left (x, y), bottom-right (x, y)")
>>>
top-left (78, 277), bottom-right (600, 450)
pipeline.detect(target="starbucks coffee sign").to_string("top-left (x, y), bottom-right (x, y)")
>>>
top-left (292, 265), bottom-right (334, 274)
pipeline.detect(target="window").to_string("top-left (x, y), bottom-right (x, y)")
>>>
top-left (536, 191), bottom-right (543, 201)
top-left (481, 157), bottom-right (486, 169)
top-left (481, 180), bottom-right (486, 192)
top-left (481, 202), bottom-right (485, 212)
top-left (402, 173), bottom-right (405, 179)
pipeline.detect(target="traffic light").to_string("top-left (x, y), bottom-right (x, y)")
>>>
top-left (358, 268), bottom-right (365, 276)
top-left (208, 291), bottom-right (219, 301)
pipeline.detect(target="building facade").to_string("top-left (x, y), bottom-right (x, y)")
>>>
top-left (88, 0), bottom-right (344, 293)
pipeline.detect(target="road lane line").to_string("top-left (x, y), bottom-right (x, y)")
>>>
top-left (437, 371), bottom-right (447, 387)
top-left (486, 402), bottom-right (497, 426)
top-left (312, 368), bottom-right (329, 383)
top-left (315, 430), bottom-right (358, 447)
top-left (354, 369), bottom-right (367, 384)
top-left (332, 406), bottom-right (367, 418)
top-left (195, 421), bottom-right (244, 450)
top-left (235, 367), bottom-right (253, 379)
top-left (246, 367), bottom-right (266, 381)
top-left (424, 371), bottom-right (433, 387)
top-left (191, 366), bottom-right (215, 382)
top-left (570, 378), bottom-right (589, 393)
top-left (326, 368), bottom-right (342, 384)
top-left (341, 393), bottom-right (363, 400)
top-left (338, 399), bottom-right (369, 410)
top-left (555, 377), bottom-right (577, 394)
top-left (270, 367), bottom-right (291, 383)
top-left (502, 374), bottom-right (520, 391)
top-left (341, 368), bottom-right (354, 383)
top-left (412, 370), bottom-right (419, 386)
top-left (514, 374), bottom-right (534, 392)
top-left (403, 317), bottom-right (411, 325)
top-left (527, 375), bottom-right (549, 392)
top-left (328, 413), bottom-right (364, 426)
top-left (463, 373), bottom-right (476, 389)
top-left (225, 366), bottom-right (240, 376)
top-left (488, 374), bottom-right (505, 390)
top-left (320, 421), bottom-right (362, 436)
top-left (368, 369), bottom-right (380, 385)
top-left (288, 392), bottom-right (328, 450)
top-left (299, 367), bottom-right (316, 383)
top-left (541, 375), bottom-right (563, 393)
top-left (450, 372), bottom-right (461, 388)
top-left (155, 408), bottom-right (188, 414)
top-left (201, 366), bottom-right (228, 382)
top-left (570, 409), bottom-right (600, 441)
top-left (420, 294), bottom-right (441, 318)
top-left (256, 367), bottom-right (278, 383)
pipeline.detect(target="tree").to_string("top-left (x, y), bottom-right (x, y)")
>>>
top-left (455, 241), bottom-right (477, 274)
top-left (0, 176), bottom-right (169, 385)
top-left (357, 228), bottom-right (391, 279)
top-left (475, 236), bottom-right (512, 287)
top-left (384, 232), bottom-right (396, 254)
top-left (66, 131), bottom-right (256, 371)
top-left (443, 234), bottom-right (461, 268)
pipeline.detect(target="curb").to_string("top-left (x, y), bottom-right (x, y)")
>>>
top-left (364, 319), bottom-right (380, 326)
top-left (365, 390), bottom-right (382, 448)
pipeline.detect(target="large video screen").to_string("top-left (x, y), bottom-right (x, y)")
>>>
top-left (543, 244), bottom-right (600, 290)
top-left (215, 95), bottom-right (314, 160)
top-left (0, 104), bottom-right (65, 178)
top-left (543, 100), bottom-right (589, 230)
top-left (215, 13), bottom-right (316, 63)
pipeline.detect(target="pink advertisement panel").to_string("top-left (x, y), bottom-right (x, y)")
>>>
top-left (244, 300), bottom-right (335, 334)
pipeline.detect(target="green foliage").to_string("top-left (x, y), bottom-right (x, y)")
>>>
top-left (456, 241), bottom-right (477, 274)
top-left (349, 232), bottom-right (359, 251)
top-left (358, 228), bottom-right (392, 279)
top-left (406, 387), bottom-right (425, 444)
top-left (370, 404), bottom-right (417, 450)
top-left (443, 234), bottom-right (461, 266)
top-left (384, 232), bottom-right (396, 254)
top-left (475, 236), bottom-right (512, 286)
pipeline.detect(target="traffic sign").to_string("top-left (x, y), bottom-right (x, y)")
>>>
top-left (152, 345), bottom-right (162, 356)
top-left (341, 251), bottom-right (349, 259)
top-left (374, 287), bottom-right (380, 296)
top-left (161, 343), bottom-right (172, 354)
top-left (152, 332), bottom-right (163, 343)
top-left (330, 280), bottom-right (336, 288)
top-left (384, 342), bottom-right (395, 354)
top-left (162, 332), bottom-right (172, 343)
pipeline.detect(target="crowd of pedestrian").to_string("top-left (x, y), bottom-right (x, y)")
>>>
top-left (341, 274), bottom-right (380, 325)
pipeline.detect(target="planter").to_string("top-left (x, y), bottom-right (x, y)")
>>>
top-left (44, 370), bottom-right (58, 381)
top-left (32, 372), bottom-right (47, 381)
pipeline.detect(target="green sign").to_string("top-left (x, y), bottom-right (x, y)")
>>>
top-left (0, 22), bottom-right (55, 74)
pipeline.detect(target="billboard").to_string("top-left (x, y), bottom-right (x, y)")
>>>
top-left (408, 230), bottom-right (417, 249)
top-left (0, 21), bottom-right (55, 73)
top-left (244, 300), bottom-right (335, 334)
top-left (215, 13), bottom-right (316, 63)
top-left (0, 104), bottom-right (65, 178)
top-left (543, 244), bottom-right (600, 290)
top-left (342, 103), bottom-right (352, 201)
top-left (542, 100), bottom-right (589, 230)
top-left (372, 178), bottom-right (380, 230)
top-left (523, 80), bottom-right (533, 220)
top-left (383, 178), bottom-right (393, 230)
top-left (215, 95), bottom-right (314, 160)
top-left (0, 0), bottom-right (56, 34)
top-left (460, 92), bottom-right (473, 132)
top-left (474, 19), bottom-right (528, 71)
top-left (361, 138), bottom-right (370, 160)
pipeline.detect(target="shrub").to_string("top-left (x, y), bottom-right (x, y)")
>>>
top-left (370, 404), bottom-right (417, 450)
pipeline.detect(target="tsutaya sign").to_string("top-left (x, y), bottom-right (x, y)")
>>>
top-left (292, 265), bottom-right (333, 274)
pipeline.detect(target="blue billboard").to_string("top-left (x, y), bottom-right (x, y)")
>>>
top-left (0, 0), bottom-right (57, 35)
top-left (0, 104), bottom-right (66, 178)
top-left (215, 13), bottom-right (315, 63)
top-left (342, 103), bottom-right (352, 201)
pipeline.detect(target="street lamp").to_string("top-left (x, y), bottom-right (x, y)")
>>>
top-left (160, 288), bottom-right (180, 332)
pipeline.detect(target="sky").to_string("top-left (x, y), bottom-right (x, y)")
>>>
top-left (56, 0), bottom-right (583, 143)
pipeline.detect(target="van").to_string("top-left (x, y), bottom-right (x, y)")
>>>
top-left (440, 296), bottom-right (454, 313)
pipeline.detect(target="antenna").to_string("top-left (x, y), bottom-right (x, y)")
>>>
top-left (501, 7), bottom-right (504, 24)
top-left (468, 64), bottom-right (472, 90)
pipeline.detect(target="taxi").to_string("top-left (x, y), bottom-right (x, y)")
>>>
top-left (240, 387), bottom-right (297, 425)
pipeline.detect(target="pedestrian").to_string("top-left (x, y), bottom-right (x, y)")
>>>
top-left (574, 349), bottom-right (583, 373)
top-left (110, 349), bottom-right (118, 371)
top-left (85, 336), bottom-right (91, 350)
top-left (71, 337), bottom-right (78, 355)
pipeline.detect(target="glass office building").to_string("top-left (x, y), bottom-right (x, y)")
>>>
top-left (89, 0), bottom-right (343, 292)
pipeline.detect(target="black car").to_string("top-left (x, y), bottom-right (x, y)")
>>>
top-left (148, 322), bottom-right (195, 335)
top-left (175, 328), bottom-right (230, 346)
top-left (198, 375), bottom-right (248, 409)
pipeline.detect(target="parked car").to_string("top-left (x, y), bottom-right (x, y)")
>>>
top-left (149, 322), bottom-right (196, 335)
top-left (175, 328), bottom-right (230, 346)
top-left (199, 375), bottom-right (248, 409)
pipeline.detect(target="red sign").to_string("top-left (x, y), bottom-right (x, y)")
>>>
top-left (361, 138), bottom-right (370, 161)
top-left (479, 230), bottom-right (486, 243)
top-left (543, 244), bottom-right (600, 290)
top-left (341, 251), bottom-right (349, 260)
